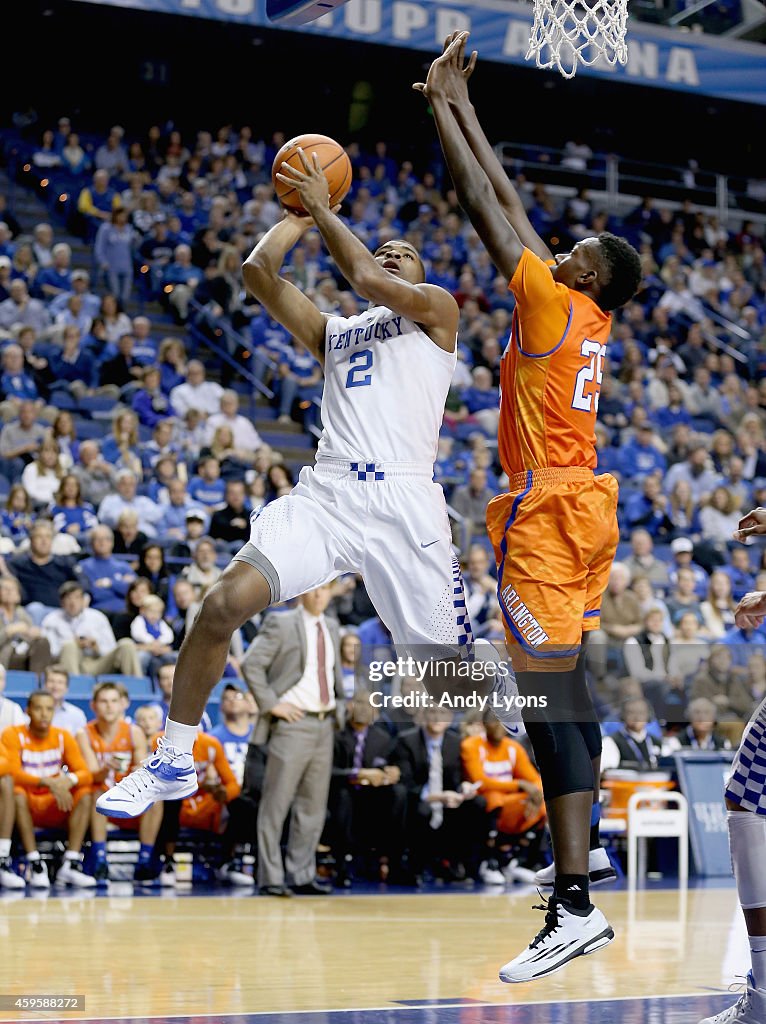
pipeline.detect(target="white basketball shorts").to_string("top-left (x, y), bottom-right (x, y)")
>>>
top-left (233, 458), bottom-right (473, 658)
top-left (726, 697), bottom-right (766, 815)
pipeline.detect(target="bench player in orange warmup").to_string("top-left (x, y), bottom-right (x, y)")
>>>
top-left (77, 681), bottom-right (163, 884)
top-left (2, 690), bottom-right (94, 888)
top-left (416, 32), bottom-right (642, 982)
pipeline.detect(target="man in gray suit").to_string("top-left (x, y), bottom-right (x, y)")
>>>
top-left (242, 585), bottom-right (344, 896)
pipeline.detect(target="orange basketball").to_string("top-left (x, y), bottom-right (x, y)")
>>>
top-left (272, 133), bottom-right (352, 215)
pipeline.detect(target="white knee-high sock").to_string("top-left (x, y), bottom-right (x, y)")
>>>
top-left (728, 809), bottom-right (766, 989)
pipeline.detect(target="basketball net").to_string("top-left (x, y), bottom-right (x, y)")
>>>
top-left (526, 0), bottom-right (629, 79)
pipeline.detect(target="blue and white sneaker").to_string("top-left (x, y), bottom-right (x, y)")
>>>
top-left (96, 737), bottom-right (198, 818)
top-left (474, 638), bottom-right (523, 736)
top-left (699, 972), bottom-right (766, 1023)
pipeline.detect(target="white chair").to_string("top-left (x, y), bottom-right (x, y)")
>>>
top-left (627, 790), bottom-right (689, 886)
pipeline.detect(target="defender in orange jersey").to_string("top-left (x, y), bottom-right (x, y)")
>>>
top-left (2, 690), bottom-right (95, 888)
top-left (77, 681), bottom-right (163, 884)
top-left (418, 32), bottom-right (641, 984)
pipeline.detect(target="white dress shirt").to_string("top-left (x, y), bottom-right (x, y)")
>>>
top-left (42, 606), bottom-right (118, 659)
top-left (280, 610), bottom-right (336, 712)
top-left (205, 413), bottom-right (262, 452)
top-left (170, 380), bottom-right (224, 417)
top-left (0, 696), bottom-right (27, 729)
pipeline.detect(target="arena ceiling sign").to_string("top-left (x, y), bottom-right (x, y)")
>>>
top-left (72, 0), bottom-right (766, 104)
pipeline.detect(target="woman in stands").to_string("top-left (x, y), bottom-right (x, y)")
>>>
top-left (102, 409), bottom-right (142, 476)
top-left (157, 337), bottom-right (187, 396)
top-left (700, 570), bottom-right (738, 639)
top-left (50, 474), bottom-right (97, 539)
top-left (20, 438), bottom-right (63, 509)
top-left (50, 410), bottom-right (80, 469)
top-left (99, 293), bottom-right (132, 346)
top-left (1, 485), bottom-right (34, 546)
top-left (137, 544), bottom-right (174, 608)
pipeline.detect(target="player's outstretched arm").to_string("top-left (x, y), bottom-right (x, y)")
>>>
top-left (414, 32), bottom-right (553, 263)
top-left (276, 150), bottom-right (458, 352)
top-left (422, 37), bottom-right (524, 283)
top-left (242, 214), bottom-right (328, 361)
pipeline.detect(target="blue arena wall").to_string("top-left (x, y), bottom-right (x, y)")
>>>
top-left (71, 0), bottom-right (766, 105)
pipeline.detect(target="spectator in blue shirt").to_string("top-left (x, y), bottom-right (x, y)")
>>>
top-left (130, 316), bottom-right (159, 366)
top-left (1, 484), bottom-right (34, 544)
top-left (0, 343), bottom-right (38, 402)
top-left (720, 623), bottom-right (766, 669)
top-left (666, 536), bottom-right (710, 598)
top-left (624, 473), bottom-right (673, 539)
top-left (188, 455), bottom-right (226, 510)
top-left (132, 365), bottom-right (176, 429)
top-left (157, 337), bottom-right (186, 395)
top-left (621, 424), bottom-right (668, 481)
top-left (34, 242), bottom-right (72, 301)
top-left (79, 523), bottom-right (137, 615)
top-left (277, 340), bottom-right (323, 429)
top-left (719, 546), bottom-right (756, 602)
top-left (50, 474), bottom-right (97, 538)
top-left (94, 208), bottom-right (135, 305)
top-left (461, 366), bottom-right (499, 436)
top-left (49, 325), bottom-right (96, 394)
top-left (157, 478), bottom-right (195, 542)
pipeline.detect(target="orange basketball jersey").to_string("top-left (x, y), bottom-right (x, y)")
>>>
top-left (85, 719), bottom-right (134, 785)
top-left (1, 724), bottom-right (91, 792)
top-left (499, 248), bottom-right (611, 478)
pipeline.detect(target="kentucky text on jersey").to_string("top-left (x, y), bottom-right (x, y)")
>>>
top-left (499, 583), bottom-right (550, 647)
top-left (328, 315), bottom-right (405, 351)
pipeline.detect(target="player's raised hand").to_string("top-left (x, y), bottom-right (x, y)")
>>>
top-left (276, 148), bottom-right (331, 215)
top-left (413, 30), bottom-right (477, 104)
top-left (734, 507), bottom-right (766, 541)
top-left (734, 590), bottom-right (766, 630)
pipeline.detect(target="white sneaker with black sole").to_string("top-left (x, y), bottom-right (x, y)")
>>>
top-left (159, 859), bottom-right (177, 888)
top-left (534, 846), bottom-right (617, 889)
top-left (26, 860), bottom-right (50, 889)
top-left (478, 861), bottom-right (506, 886)
top-left (0, 858), bottom-right (25, 889)
top-left (96, 737), bottom-right (198, 818)
top-left (216, 862), bottom-right (255, 888)
top-left (699, 972), bottom-right (766, 1023)
top-left (56, 858), bottom-right (97, 888)
top-left (499, 896), bottom-right (614, 983)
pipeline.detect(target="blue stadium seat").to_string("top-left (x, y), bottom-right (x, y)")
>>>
top-left (5, 670), bottom-right (39, 693)
top-left (67, 674), bottom-right (97, 697)
top-left (73, 419), bottom-right (109, 440)
top-left (97, 674), bottom-right (155, 697)
top-left (78, 395), bottom-right (120, 419)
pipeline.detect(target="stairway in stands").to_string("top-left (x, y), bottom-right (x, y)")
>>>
top-left (3, 168), bottom-right (317, 477)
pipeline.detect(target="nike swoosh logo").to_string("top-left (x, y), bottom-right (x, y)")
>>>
top-left (420, 540), bottom-right (439, 548)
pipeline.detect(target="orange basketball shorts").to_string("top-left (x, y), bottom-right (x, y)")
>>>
top-left (487, 467), bottom-right (619, 673)
top-left (16, 786), bottom-right (89, 829)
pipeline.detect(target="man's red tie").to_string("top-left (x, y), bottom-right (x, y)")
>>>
top-left (317, 622), bottom-right (330, 705)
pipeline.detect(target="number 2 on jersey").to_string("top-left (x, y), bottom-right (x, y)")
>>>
top-left (572, 340), bottom-right (606, 412)
top-left (345, 349), bottom-right (373, 389)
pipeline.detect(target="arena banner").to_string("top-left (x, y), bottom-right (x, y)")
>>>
top-left (674, 752), bottom-right (735, 877)
top-left (72, 0), bottom-right (766, 104)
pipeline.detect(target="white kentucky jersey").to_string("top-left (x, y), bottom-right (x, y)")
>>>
top-left (316, 305), bottom-right (456, 465)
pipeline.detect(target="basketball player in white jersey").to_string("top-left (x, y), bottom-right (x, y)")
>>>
top-left (699, 506), bottom-right (766, 1024)
top-left (97, 148), bottom-right (509, 820)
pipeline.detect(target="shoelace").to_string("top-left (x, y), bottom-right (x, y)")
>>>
top-left (529, 895), bottom-right (563, 949)
top-left (113, 740), bottom-right (183, 797)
